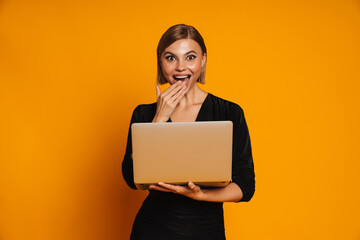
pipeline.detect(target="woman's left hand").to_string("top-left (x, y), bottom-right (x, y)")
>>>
top-left (149, 182), bottom-right (204, 201)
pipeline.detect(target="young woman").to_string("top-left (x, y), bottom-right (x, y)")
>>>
top-left (122, 24), bottom-right (255, 240)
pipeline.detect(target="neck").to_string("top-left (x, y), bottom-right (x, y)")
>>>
top-left (178, 83), bottom-right (207, 108)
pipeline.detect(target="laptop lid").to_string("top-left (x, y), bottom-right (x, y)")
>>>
top-left (131, 121), bottom-right (233, 190)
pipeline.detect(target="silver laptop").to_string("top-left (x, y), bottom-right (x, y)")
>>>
top-left (131, 121), bottom-right (233, 190)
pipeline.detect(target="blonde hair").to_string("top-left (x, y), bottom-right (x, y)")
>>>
top-left (157, 24), bottom-right (207, 85)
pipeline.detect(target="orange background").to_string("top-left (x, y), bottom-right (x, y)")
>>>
top-left (1, 0), bottom-right (360, 239)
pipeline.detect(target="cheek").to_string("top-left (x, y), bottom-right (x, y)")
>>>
top-left (188, 61), bottom-right (202, 74)
top-left (161, 63), bottom-right (175, 76)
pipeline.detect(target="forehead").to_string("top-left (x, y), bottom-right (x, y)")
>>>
top-left (163, 39), bottom-right (203, 55)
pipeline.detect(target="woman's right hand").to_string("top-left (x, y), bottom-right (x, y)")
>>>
top-left (152, 80), bottom-right (187, 122)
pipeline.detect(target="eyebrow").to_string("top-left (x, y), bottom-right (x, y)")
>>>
top-left (163, 50), bottom-right (198, 56)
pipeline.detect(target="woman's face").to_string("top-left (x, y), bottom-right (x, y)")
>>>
top-left (160, 39), bottom-right (206, 90)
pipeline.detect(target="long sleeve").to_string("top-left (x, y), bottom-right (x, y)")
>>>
top-left (122, 106), bottom-right (141, 190)
top-left (122, 103), bottom-right (157, 189)
top-left (229, 104), bottom-right (255, 202)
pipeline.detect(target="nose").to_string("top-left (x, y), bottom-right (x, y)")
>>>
top-left (176, 59), bottom-right (186, 71)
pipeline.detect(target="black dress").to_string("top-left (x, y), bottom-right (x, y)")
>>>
top-left (122, 93), bottom-right (255, 240)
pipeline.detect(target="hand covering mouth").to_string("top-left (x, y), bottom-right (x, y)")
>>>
top-left (173, 75), bottom-right (191, 81)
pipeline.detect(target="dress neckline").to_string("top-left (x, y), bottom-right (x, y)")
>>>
top-left (168, 93), bottom-right (210, 123)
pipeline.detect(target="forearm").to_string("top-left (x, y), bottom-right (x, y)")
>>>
top-left (200, 183), bottom-right (243, 202)
top-left (122, 153), bottom-right (137, 190)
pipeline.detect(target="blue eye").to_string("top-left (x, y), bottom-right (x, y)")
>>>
top-left (165, 56), bottom-right (176, 61)
top-left (187, 55), bottom-right (196, 60)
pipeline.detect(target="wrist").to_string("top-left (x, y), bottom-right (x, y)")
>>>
top-left (152, 114), bottom-right (168, 123)
top-left (198, 189), bottom-right (208, 201)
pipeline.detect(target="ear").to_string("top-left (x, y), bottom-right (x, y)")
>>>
top-left (201, 53), bottom-right (207, 68)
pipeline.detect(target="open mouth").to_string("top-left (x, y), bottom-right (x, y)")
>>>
top-left (173, 75), bottom-right (191, 82)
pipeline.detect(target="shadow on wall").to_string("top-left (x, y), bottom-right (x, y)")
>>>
top-left (118, 182), bottom-right (148, 239)
top-left (69, 99), bottom-right (148, 240)
top-left (73, 137), bottom-right (148, 239)
top-left (74, 169), bottom-right (147, 239)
